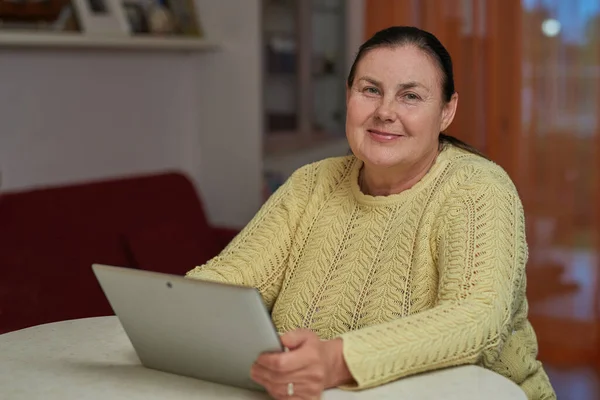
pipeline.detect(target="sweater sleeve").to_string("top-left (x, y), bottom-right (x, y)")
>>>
top-left (185, 165), bottom-right (313, 310)
top-left (339, 170), bottom-right (528, 389)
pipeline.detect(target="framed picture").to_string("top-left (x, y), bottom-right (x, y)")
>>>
top-left (72, 0), bottom-right (129, 35)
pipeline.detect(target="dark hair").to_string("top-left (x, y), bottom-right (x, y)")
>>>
top-left (347, 26), bottom-right (487, 159)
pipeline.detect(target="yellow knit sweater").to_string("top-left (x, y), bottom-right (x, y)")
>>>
top-left (186, 144), bottom-right (556, 400)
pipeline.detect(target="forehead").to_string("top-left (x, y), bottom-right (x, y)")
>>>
top-left (356, 45), bottom-right (442, 90)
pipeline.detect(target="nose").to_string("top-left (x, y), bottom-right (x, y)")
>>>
top-left (374, 101), bottom-right (396, 122)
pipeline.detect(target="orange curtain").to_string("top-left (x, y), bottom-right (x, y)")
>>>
top-left (365, 0), bottom-right (600, 368)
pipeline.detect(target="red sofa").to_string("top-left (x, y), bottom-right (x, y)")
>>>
top-left (0, 172), bottom-right (238, 334)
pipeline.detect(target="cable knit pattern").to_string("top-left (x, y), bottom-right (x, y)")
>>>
top-left (186, 144), bottom-right (556, 400)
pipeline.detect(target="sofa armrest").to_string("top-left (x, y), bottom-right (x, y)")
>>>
top-left (211, 226), bottom-right (240, 250)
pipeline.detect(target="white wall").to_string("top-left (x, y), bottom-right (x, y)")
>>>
top-left (190, 0), bottom-right (263, 228)
top-left (0, 52), bottom-right (192, 189)
top-left (0, 0), bottom-right (263, 228)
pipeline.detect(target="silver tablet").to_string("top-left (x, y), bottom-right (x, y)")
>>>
top-left (92, 264), bottom-right (283, 391)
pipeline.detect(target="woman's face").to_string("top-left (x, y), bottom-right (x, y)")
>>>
top-left (346, 45), bottom-right (457, 170)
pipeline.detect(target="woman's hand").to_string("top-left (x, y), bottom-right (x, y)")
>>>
top-left (250, 329), bottom-right (354, 399)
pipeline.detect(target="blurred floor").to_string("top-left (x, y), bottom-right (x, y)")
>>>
top-left (545, 365), bottom-right (600, 400)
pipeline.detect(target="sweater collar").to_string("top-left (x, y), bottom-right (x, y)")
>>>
top-left (349, 144), bottom-right (457, 206)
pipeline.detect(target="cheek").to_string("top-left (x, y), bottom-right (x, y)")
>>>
top-left (346, 96), bottom-right (375, 126)
top-left (401, 108), bottom-right (441, 138)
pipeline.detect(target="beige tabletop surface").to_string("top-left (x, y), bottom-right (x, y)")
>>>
top-left (0, 316), bottom-right (527, 400)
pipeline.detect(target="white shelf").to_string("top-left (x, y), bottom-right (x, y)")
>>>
top-left (0, 31), bottom-right (220, 52)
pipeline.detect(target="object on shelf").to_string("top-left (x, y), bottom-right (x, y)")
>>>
top-left (265, 0), bottom-right (294, 7)
top-left (122, 1), bottom-right (148, 33)
top-left (313, 0), bottom-right (341, 12)
top-left (146, 0), bottom-right (175, 35)
top-left (112, 0), bottom-right (202, 37)
top-left (164, 0), bottom-right (201, 36)
top-left (53, 2), bottom-right (79, 30)
top-left (72, 0), bottom-right (130, 35)
top-left (267, 35), bottom-right (295, 74)
top-left (312, 52), bottom-right (336, 75)
top-left (0, 0), bottom-right (78, 31)
top-left (0, 0), bottom-right (68, 21)
top-left (267, 113), bottom-right (297, 132)
top-left (266, 35), bottom-right (338, 76)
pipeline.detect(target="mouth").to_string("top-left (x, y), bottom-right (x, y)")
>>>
top-left (367, 129), bottom-right (404, 142)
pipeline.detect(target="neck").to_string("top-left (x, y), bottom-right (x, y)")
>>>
top-left (360, 149), bottom-right (440, 196)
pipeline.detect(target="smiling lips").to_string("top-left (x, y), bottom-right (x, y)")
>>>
top-left (367, 129), bottom-right (405, 142)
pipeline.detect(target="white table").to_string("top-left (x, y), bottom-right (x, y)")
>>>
top-left (0, 316), bottom-right (527, 399)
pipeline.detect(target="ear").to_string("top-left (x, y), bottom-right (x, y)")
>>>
top-left (440, 92), bottom-right (458, 132)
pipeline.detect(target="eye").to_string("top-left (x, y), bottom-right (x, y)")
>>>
top-left (362, 86), bottom-right (380, 95)
top-left (403, 93), bottom-right (420, 101)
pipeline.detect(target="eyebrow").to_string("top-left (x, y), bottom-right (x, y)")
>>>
top-left (358, 76), bottom-right (429, 92)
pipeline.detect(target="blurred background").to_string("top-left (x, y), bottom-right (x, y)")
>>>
top-left (0, 0), bottom-right (599, 398)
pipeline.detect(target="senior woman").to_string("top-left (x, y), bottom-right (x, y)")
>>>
top-left (186, 26), bottom-right (556, 400)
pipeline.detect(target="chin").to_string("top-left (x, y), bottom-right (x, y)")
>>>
top-left (354, 146), bottom-right (403, 168)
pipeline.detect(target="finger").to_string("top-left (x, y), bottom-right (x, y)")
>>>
top-left (251, 362), bottom-right (326, 398)
top-left (251, 362), bottom-right (303, 385)
top-left (259, 380), bottom-right (321, 400)
top-left (280, 329), bottom-right (313, 350)
top-left (257, 330), bottom-right (319, 372)
top-left (250, 369), bottom-right (288, 398)
top-left (256, 350), bottom-right (307, 373)
top-left (250, 361), bottom-right (273, 385)
top-left (252, 361), bottom-right (326, 385)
